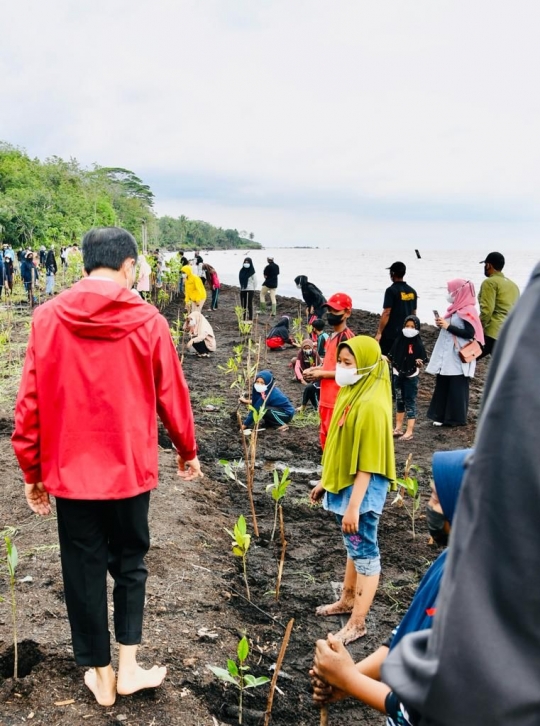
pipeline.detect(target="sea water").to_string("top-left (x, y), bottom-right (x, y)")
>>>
top-left (170, 247), bottom-right (538, 323)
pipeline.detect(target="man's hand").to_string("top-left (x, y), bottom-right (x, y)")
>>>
top-left (25, 482), bottom-right (51, 516)
top-left (374, 332), bottom-right (382, 342)
top-left (177, 455), bottom-right (203, 480)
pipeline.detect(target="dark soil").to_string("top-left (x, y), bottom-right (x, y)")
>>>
top-left (0, 284), bottom-right (484, 726)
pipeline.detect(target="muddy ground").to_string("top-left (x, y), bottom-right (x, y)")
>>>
top-left (0, 285), bottom-right (486, 726)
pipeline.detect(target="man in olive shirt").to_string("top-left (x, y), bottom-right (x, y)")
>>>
top-left (478, 252), bottom-right (520, 358)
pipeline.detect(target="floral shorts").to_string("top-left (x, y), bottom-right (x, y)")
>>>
top-left (334, 510), bottom-right (381, 576)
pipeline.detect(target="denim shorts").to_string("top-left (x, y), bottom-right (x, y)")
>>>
top-left (334, 510), bottom-right (381, 576)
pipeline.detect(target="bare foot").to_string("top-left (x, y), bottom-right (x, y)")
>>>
top-left (332, 622), bottom-right (367, 645)
top-left (84, 667), bottom-right (116, 706)
top-left (315, 600), bottom-right (354, 617)
top-left (399, 433), bottom-right (414, 441)
top-left (116, 664), bottom-right (167, 695)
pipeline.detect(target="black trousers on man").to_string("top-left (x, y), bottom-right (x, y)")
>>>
top-left (55, 492), bottom-right (150, 667)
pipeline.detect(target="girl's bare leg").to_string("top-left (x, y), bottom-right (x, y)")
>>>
top-left (316, 557), bottom-right (356, 616)
top-left (333, 572), bottom-right (380, 645)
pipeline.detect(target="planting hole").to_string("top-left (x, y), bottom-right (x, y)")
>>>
top-left (0, 640), bottom-right (42, 679)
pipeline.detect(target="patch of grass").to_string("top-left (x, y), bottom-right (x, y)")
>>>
top-left (201, 395), bottom-right (226, 407)
top-left (290, 410), bottom-right (320, 428)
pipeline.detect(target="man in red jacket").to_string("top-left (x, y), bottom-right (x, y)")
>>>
top-left (12, 227), bottom-right (202, 707)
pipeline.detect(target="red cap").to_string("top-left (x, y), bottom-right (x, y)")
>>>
top-left (323, 292), bottom-right (353, 311)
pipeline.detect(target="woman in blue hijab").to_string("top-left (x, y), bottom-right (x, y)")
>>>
top-left (311, 448), bottom-right (472, 724)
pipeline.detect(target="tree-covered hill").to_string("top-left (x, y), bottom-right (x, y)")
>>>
top-left (0, 142), bottom-right (262, 251)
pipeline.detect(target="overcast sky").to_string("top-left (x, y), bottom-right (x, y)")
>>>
top-left (2, 0), bottom-right (540, 248)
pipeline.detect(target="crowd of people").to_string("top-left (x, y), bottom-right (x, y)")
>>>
top-left (0, 242), bottom-right (84, 304)
top-left (10, 227), bottom-right (531, 724)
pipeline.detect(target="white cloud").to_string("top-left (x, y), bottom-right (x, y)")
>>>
top-left (2, 0), bottom-right (540, 246)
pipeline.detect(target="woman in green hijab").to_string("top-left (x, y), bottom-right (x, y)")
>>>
top-left (310, 335), bottom-right (396, 645)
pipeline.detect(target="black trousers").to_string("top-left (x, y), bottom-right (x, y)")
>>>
top-left (192, 339), bottom-right (210, 354)
top-left (240, 290), bottom-right (254, 321)
top-left (427, 374), bottom-right (470, 426)
top-left (55, 492), bottom-right (151, 667)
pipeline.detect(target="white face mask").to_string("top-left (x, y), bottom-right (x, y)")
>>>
top-left (402, 328), bottom-right (419, 338)
top-left (296, 284), bottom-right (302, 289)
top-left (335, 362), bottom-right (378, 387)
top-left (446, 293), bottom-right (454, 303)
top-left (243, 262), bottom-right (251, 269)
top-left (254, 383), bottom-right (268, 393)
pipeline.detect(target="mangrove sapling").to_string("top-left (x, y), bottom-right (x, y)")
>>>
top-left (392, 454), bottom-right (422, 538)
top-left (266, 468), bottom-right (291, 542)
top-left (4, 536), bottom-right (19, 678)
top-left (235, 304), bottom-right (253, 336)
top-left (208, 635), bottom-right (269, 725)
top-left (219, 459), bottom-right (246, 488)
top-left (266, 468), bottom-right (291, 600)
top-left (226, 515), bottom-right (252, 601)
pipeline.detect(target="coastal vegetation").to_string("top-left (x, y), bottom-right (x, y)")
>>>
top-left (0, 142), bottom-right (262, 251)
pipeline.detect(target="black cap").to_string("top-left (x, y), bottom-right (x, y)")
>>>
top-left (387, 261), bottom-right (406, 277)
top-left (480, 252), bottom-right (505, 270)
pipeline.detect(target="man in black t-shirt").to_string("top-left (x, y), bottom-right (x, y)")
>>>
top-left (260, 256), bottom-right (280, 315)
top-left (375, 261), bottom-right (418, 355)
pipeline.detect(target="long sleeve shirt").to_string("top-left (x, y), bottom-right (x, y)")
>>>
top-left (478, 272), bottom-right (520, 339)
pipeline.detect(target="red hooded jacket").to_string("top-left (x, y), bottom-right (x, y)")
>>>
top-left (12, 278), bottom-right (197, 500)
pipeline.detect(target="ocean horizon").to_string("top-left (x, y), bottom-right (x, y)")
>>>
top-left (169, 247), bottom-right (538, 323)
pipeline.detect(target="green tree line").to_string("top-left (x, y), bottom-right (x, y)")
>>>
top-left (0, 142), bottom-right (262, 251)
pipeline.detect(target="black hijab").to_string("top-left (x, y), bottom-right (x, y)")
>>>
top-left (268, 316), bottom-right (291, 341)
top-left (382, 263), bottom-right (540, 725)
top-left (239, 257), bottom-right (255, 289)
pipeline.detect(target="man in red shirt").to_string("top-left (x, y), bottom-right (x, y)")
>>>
top-left (12, 227), bottom-right (202, 707)
top-left (303, 293), bottom-right (355, 448)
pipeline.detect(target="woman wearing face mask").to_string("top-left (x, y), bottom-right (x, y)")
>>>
top-left (240, 370), bottom-right (295, 432)
top-left (426, 279), bottom-right (484, 427)
top-left (310, 336), bottom-right (395, 645)
top-left (388, 315), bottom-right (428, 441)
top-left (184, 311), bottom-right (216, 358)
top-left (239, 258), bottom-right (258, 322)
top-left (294, 275), bottom-right (327, 322)
top-left (311, 449), bottom-right (472, 725)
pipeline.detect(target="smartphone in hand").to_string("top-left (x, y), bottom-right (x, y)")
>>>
top-left (433, 310), bottom-right (439, 318)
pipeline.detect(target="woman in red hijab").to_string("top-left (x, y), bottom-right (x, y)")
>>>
top-left (425, 279), bottom-right (484, 426)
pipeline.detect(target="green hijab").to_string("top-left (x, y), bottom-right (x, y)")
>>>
top-left (321, 335), bottom-right (396, 493)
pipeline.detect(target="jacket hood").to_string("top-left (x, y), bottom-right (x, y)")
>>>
top-left (51, 278), bottom-right (159, 340)
top-left (181, 265), bottom-right (193, 277)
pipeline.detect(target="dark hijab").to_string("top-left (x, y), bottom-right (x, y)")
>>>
top-left (387, 315), bottom-right (427, 376)
top-left (239, 257), bottom-right (255, 289)
top-left (383, 263), bottom-right (540, 725)
top-left (390, 449), bottom-right (471, 652)
top-left (268, 316), bottom-right (291, 342)
top-left (294, 275), bottom-right (326, 309)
